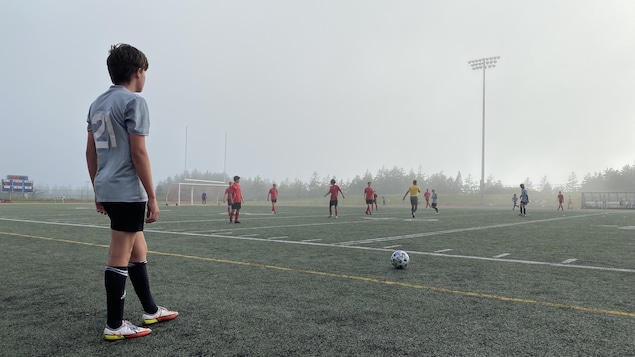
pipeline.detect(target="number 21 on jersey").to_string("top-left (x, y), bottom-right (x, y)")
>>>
top-left (91, 111), bottom-right (117, 149)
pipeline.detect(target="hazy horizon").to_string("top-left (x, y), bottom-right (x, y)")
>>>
top-left (1, 1), bottom-right (634, 189)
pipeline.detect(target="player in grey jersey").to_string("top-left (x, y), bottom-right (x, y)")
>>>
top-left (86, 44), bottom-right (178, 341)
top-left (519, 183), bottom-right (529, 216)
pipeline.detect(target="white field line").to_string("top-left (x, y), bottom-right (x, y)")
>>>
top-left (2, 214), bottom-right (633, 274)
top-left (267, 236), bottom-right (289, 240)
top-left (494, 253), bottom-right (510, 258)
top-left (562, 259), bottom-right (577, 264)
top-left (382, 245), bottom-right (402, 249)
top-left (0, 218), bottom-right (108, 229)
top-left (435, 249), bottom-right (453, 253)
top-left (208, 220), bottom-right (369, 233)
top-left (336, 213), bottom-right (604, 246)
top-left (302, 239), bottom-right (322, 242)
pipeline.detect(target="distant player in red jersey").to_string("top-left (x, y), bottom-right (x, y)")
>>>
top-left (324, 179), bottom-right (345, 218)
top-left (229, 176), bottom-right (243, 223)
top-left (363, 182), bottom-right (375, 215)
top-left (423, 188), bottom-right (431, 209)
top-left (267, 183), bottom-right (279, 214)
top-left (223, 182), bottom-right (233, 216)
top-left (557, 191), bottom-right (564, 211)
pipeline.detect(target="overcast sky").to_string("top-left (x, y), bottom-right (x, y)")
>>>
top-left (1, 0), bottom-right (634, 189)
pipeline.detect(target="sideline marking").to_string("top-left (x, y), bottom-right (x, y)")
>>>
top-left (435, 249), bottom-right (453, 253)
top-left (494, 253), bottom-right (510, 258)
top-left (338, 213), bottom-right (604, 245)
top-left (383, 245), bottom-right (402, 249)
top-left (1, 217), bottom-right (633, 274)
top-left (1, 230), bottom-right (634, 319)
top-left (562, 259), bottom-right (577, 264)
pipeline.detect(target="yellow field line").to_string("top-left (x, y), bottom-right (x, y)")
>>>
top-left (2, 230), bottom-right (634, 318)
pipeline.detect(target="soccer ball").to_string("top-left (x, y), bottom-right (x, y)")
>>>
top-left (390, 250), bottom-right (409, 269)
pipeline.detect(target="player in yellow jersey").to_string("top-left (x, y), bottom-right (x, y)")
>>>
top-left (402, 180), bottom-right (421, 218)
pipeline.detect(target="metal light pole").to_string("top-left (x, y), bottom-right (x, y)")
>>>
top-left (468, 56), bottom-right (499, 205)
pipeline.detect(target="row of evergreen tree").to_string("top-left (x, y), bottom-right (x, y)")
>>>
top-left (155, 164), bottom-right (635, 201)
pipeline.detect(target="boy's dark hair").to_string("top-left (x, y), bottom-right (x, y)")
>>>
top-left (107, 44), bottom-right (149, 85)
top-left (233, 176), bottom-right (240, 182)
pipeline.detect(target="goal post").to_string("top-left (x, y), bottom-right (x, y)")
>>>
top-left (165, 179), bottom-right (228, 206)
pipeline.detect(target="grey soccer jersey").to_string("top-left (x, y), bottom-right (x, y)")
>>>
top-left (87, 86), bottom-right (150, 202)
top-left (520, 188), bottom-right (529, 203)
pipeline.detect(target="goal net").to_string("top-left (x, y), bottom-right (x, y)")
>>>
top-left (164, 179), bottom-right (229, 206)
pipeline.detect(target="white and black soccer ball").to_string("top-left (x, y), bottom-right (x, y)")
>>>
top-left (390, 250), bottom-right (409, 269)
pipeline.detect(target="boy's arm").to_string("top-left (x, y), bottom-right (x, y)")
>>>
top-left (130, 133), bottom-right (159, 223)
top-left (86, 132), bottom-right (106, 215)
top-left (86, 132), bottom-right (98, 185)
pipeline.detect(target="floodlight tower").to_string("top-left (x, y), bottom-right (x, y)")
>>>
top-left (468, 56), bottom-right (500, 205)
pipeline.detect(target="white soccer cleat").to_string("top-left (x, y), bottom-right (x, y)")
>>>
top-left (142, 306), bottom-right (179, 326)
top-left (103, 320), bottom-right (152, 341)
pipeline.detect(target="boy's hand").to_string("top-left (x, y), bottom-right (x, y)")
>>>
top-left (146, 197), bottom-right (160, 223)
top-left (95, 201), bottom-right (107, 215)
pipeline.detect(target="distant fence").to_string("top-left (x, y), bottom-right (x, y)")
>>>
top-left (0, 188), bottom-right (94, 202)
top-left (581, 192), bottom-right (635, 209)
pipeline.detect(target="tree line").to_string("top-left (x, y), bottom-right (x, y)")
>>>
top-left (154, 164), bottom-right (635, 201)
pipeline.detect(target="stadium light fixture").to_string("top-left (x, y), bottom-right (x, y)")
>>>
top-left (468, 56), bottom-right (500, 205)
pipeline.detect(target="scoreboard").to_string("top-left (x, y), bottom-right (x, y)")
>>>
top-left (1, 175), bottom-right (34, 193)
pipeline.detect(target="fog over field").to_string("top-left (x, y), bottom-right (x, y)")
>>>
top-left (1, 1), bottom-right (634, 188)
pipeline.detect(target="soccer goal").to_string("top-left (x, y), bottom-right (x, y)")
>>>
top-left (165, 179), bottom-right (228, 206)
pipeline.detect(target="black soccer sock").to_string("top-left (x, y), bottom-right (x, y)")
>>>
top-left (105, 266), bottom-right (128, 329)
top-left (128, 261), bottom-right (158, 314)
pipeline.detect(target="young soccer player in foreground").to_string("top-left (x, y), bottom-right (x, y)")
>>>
top-left (86, 44), bottom-right (178, 341)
